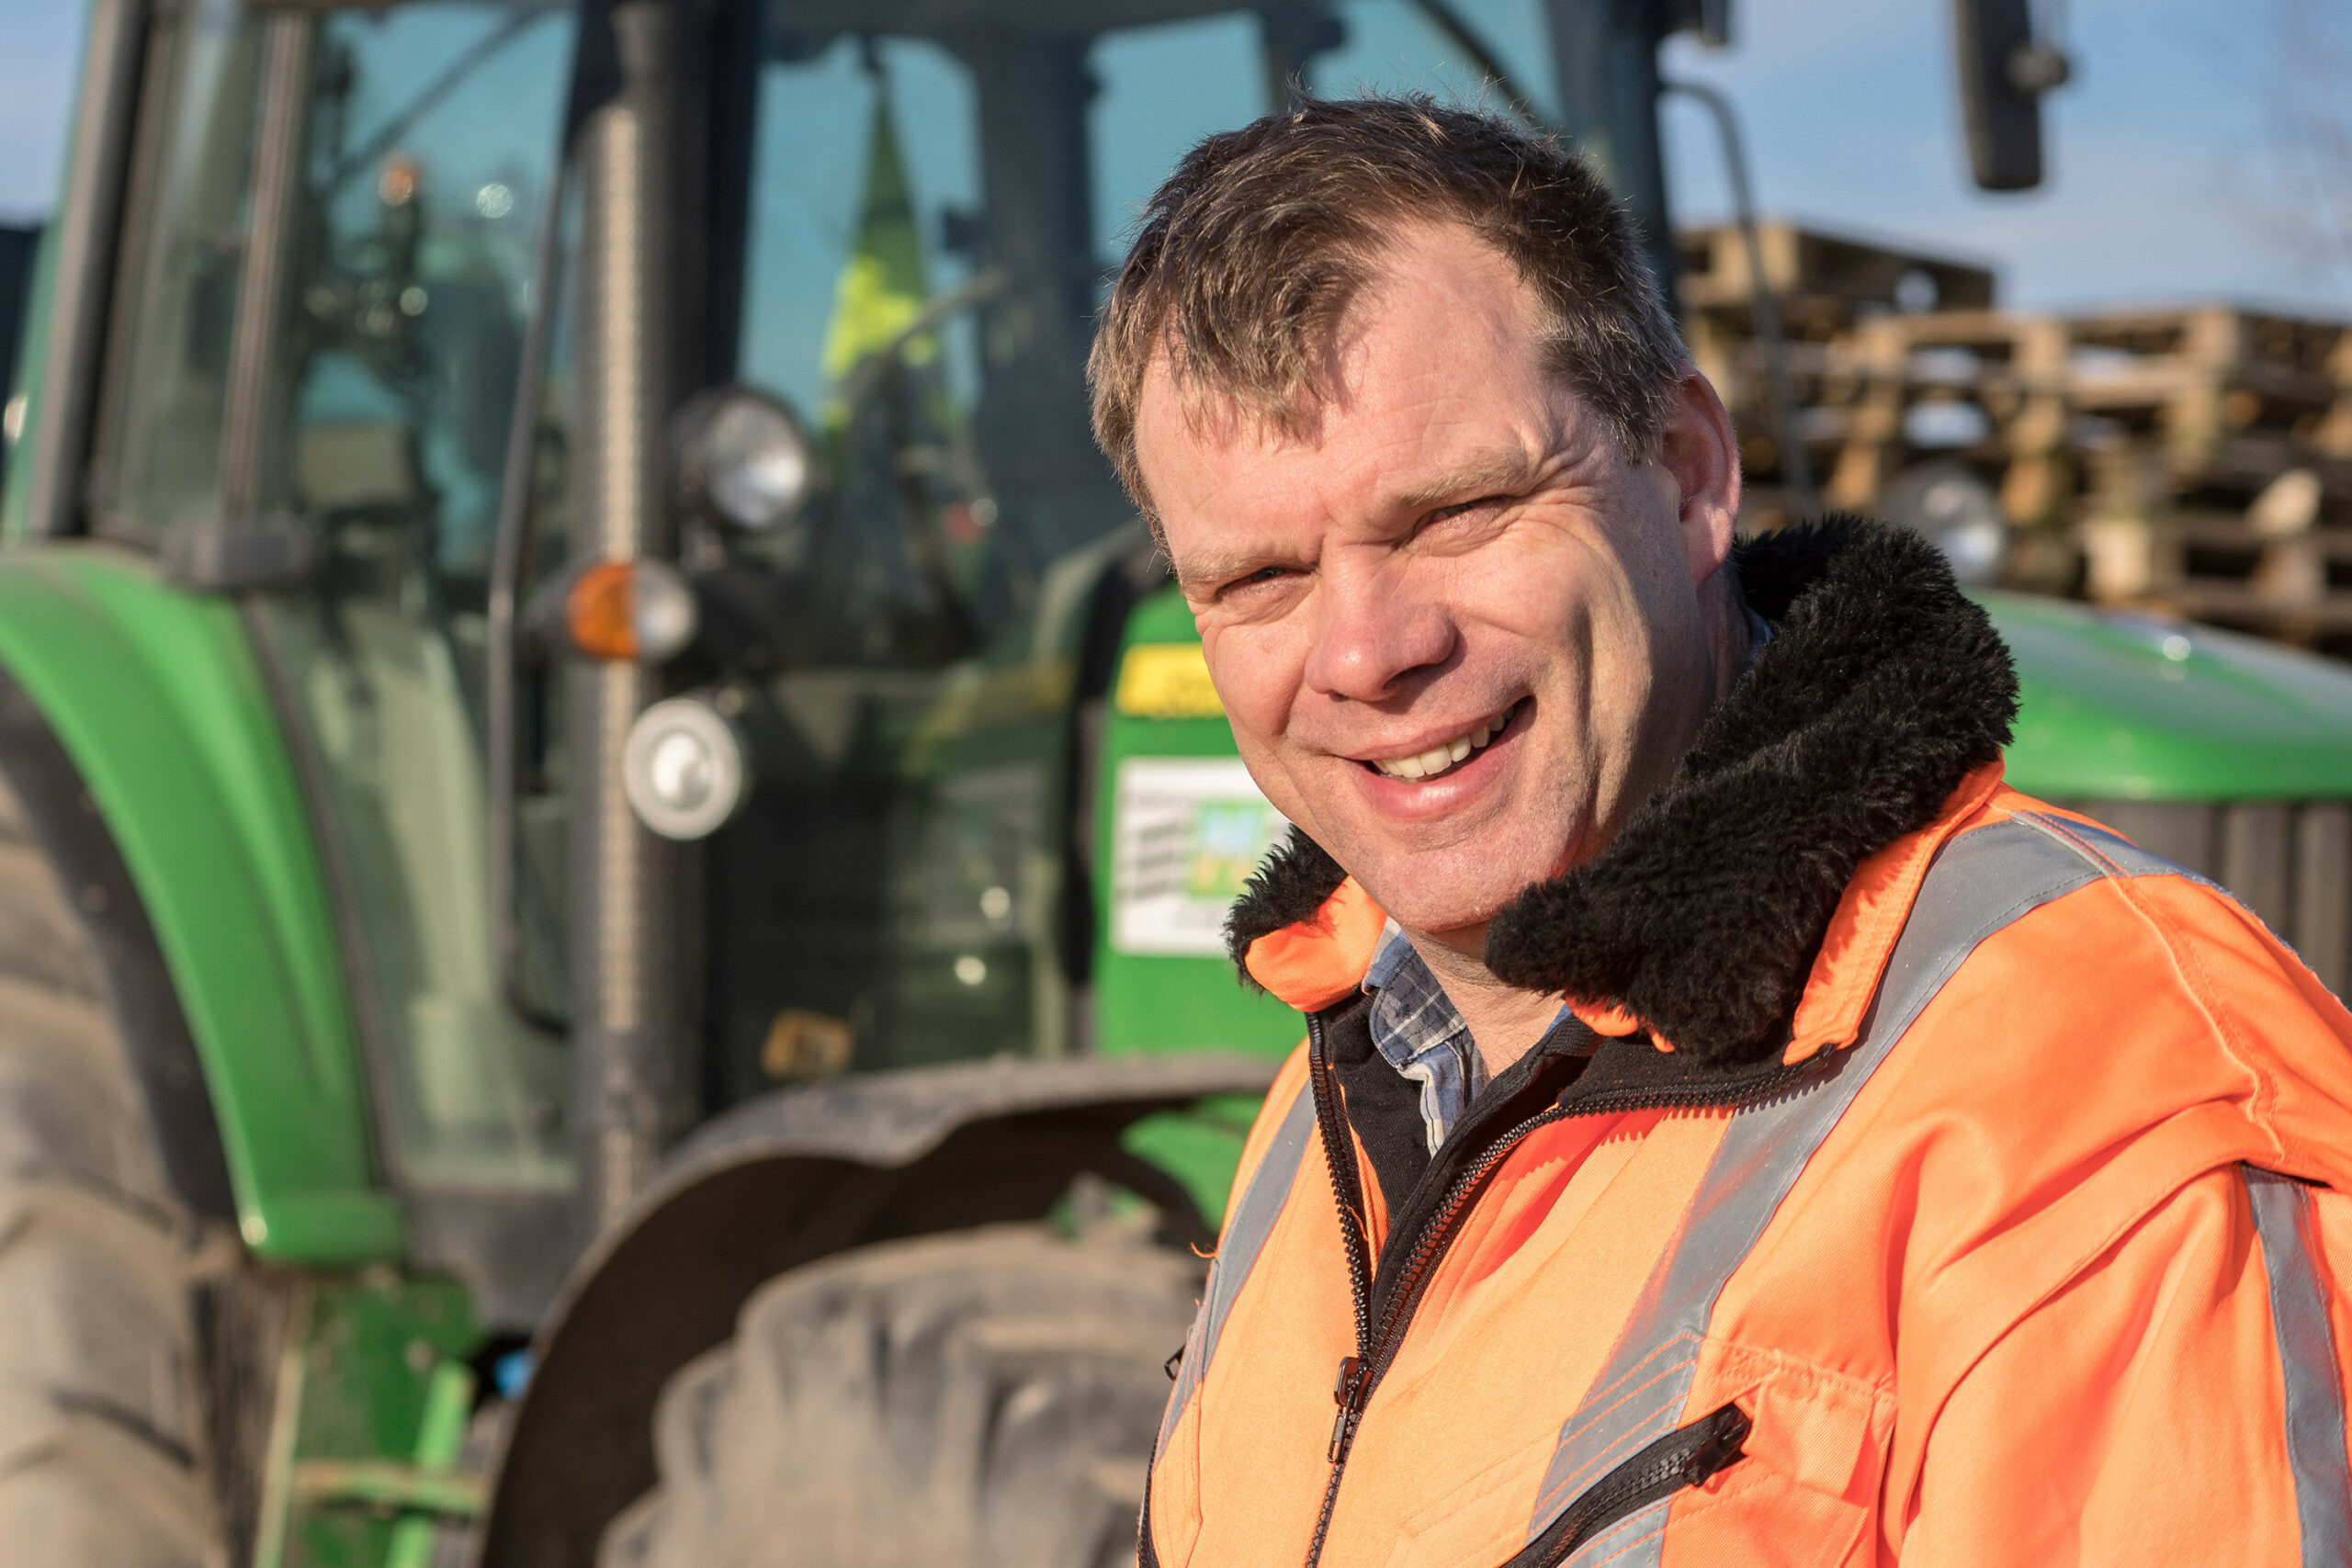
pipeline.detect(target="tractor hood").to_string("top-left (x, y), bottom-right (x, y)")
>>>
top-left (1993, 591), bottom-right (2352, 801)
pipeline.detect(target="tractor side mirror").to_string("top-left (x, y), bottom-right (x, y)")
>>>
top-left (1951, 0), bottom-right (2070, 191)
top-left (1657, 0), bottom-right (1732, 49)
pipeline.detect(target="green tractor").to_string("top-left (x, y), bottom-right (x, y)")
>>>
top-left (2, 0), bottom-right (2348, 1564)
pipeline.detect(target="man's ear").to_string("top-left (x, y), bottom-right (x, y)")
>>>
top-left (1657, 369), bottom-right (1742, 589)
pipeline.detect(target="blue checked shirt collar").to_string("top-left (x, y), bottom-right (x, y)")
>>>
top-left (1363, 921), bottom-right (1487, 1154)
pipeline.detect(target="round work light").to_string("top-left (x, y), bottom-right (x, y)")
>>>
top-left (674, 385), bottom-right (815, 533)
top-left (622, 696), bottom-right (752, 840)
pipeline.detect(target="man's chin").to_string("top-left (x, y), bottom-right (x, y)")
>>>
top-left (1346, 852), bottom-right (1559, 942)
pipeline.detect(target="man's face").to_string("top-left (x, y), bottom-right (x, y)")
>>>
top-left (1134, 222), bottom-right (1741, 943)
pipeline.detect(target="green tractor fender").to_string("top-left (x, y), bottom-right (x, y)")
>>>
top-left (479, 1051), bottom-right (1276, 1568)
top-left (0, 543), bottom-right (400, 1261)
top-left (1989, 590), bottom-right (2352, 800)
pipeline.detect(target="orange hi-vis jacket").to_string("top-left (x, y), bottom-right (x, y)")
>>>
top-left (1146, 523), bottom-right (2352, 1568)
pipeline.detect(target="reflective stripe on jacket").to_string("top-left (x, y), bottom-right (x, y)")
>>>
top-left (1148, 767), bottom-right (2352, 1568)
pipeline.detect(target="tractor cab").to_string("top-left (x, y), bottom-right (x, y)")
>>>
top-left (47, 0), bottom-right (1567, 1290)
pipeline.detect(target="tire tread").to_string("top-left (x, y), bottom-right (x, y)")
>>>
top-left (0, 772), bottom-right (226, 1566)
top-left (605, 1224), bottom-right (1203, 1568)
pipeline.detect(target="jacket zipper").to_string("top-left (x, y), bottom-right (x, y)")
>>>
top-left (1506, 1400), bottom-right (1752, 1568)
top-left (1298, 1020), bottom-right (1810, 1568)
top-left (1302, 1013), bottom-right (1376, 1568)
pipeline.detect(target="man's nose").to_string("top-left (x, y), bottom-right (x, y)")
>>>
top-left (1303, 570), bottom-right (1458, 702)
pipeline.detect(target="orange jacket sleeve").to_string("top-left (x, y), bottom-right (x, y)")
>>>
top-left (1894, 1165), bottom-right (2337, 1566)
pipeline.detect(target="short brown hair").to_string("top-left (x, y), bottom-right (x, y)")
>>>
top-left (1089, 96), bottom-right (1687, 528)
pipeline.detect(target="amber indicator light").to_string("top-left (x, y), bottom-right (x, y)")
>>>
top-left (567, 560), bottom-right (639, 660)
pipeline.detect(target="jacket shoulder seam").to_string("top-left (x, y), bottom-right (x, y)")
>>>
top-left (1996, 814), bottom-right (2290, 1169)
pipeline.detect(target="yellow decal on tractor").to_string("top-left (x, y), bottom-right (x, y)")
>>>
top-left (1116, 643), bottom-right (1225, 719)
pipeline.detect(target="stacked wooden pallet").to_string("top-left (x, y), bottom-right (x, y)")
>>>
top-left (1681, 222), bottom-right (2352, 642)
top-left (1678, 222), bottom-right (1997, 513)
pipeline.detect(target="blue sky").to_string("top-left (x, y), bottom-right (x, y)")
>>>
top-left (5, 0), bottom-right (2345, 320)
top-left (1654, 0), bottom-right (2352, 315)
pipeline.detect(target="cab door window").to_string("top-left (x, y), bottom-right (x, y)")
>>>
top-left (250, 1), bottom-right (580, 1190)
top-left (91, 0), bottom-right (266, 531)
top-left (1088, 14), bottom-right (1268, 267)
top-left (90, 0), bottom-right (581, 1190)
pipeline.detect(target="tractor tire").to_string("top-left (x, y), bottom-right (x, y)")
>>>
top-left (598, 1224), bottom-right (1204, 1568)
top-left (0, 768), bottom-right (246, 1565)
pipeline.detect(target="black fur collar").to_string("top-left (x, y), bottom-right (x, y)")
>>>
top-left (1224, 517), bottom-right (2018, 1067)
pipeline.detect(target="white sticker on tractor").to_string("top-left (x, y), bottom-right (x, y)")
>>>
top-left (1111, 757), bottom-right (1291, 957)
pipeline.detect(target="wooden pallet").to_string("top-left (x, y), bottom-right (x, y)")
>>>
top-left (2064, 307), bottom-right (2352, 500)
top-left (2080, 510), bottom-right (2352, 637)
top-left (1684, 223), bottom-right (2352, 639)
top-left (1679, 222), bottom-right (1997, 505)
top-left (1812, 310), bottom-right (2076, 525)
top-left (1677, 220), bottom-right (1996, 333)
top-left (1780, 303), bottom-right (2352, 513)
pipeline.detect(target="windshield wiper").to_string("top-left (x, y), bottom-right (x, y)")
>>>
top-left (1406, 0), bottom-right (1550, 130)
top-left (325, 7), bottom-right (559, 196)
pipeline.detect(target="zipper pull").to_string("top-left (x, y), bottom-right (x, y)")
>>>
top-left (1680, 1403), bottom-right (1752, 1483)
top-left (1328, 1354), bottom-right (1367, 1463)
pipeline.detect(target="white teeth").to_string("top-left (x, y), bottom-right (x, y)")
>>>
top-left (1372, 708), bottom-right (1512, 780)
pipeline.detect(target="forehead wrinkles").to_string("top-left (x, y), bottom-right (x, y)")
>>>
top-left (1142, 232), bottom-right (1608, 596)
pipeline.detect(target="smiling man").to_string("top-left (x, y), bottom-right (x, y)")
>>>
top-left (1091, 99), bottom-right (2352, 1567)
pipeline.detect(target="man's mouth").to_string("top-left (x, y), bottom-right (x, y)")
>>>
top-left (1363, 699), bottom-right (1526, 782)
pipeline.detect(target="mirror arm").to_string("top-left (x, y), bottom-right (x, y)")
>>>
top-left (1661, 78), bottom-right (1816, 524)
top-left (1404, 0), bottom-right (1549, 130)
top-left (322, 9), bottom-right (548, 198)
top-left (488, 164), bottom-right (570, 1034)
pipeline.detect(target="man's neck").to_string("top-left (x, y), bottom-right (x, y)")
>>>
top-left (1407, 926), bottom-right (1572, 1080)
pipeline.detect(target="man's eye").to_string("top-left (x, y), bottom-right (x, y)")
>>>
top-left (1427, 494), bottom-right (1509, 527)
top-left (1227, 565), bottom-right (1291, 592)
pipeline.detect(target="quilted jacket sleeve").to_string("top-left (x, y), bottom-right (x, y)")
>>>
top-left (1894, 1165), bottom-right (2352, 1566)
